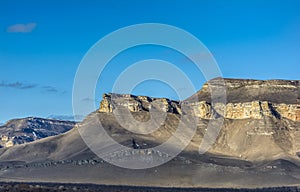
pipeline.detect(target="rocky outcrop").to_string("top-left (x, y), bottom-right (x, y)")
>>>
top-left (188, 78), bottom-right (299, 121)
top-left (98, 93), bottom-right (181, 114)
top-left (98, 95), bottom-right (299, 122)
top-left (191, 101), bottom-right (299, 121)
top-left (275, 103), bottom-right (300, 121)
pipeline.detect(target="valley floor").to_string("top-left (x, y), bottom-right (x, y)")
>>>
top-left (0, 182), bottom-right (299, 192)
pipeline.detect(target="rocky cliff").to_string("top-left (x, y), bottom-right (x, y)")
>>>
top-left (191, 101), bottom-right (299, 121)
top-left (98, 79), bottom-right (300, 122)
top-left (99, 93), bottom-right (182, 114)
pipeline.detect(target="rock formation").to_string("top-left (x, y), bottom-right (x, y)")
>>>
top-left (99, 93), bottom-right (182, 114)
top-left (98, 79), bottom-right (300, 122)
top-left (94, 78), bottom-right (300, 162)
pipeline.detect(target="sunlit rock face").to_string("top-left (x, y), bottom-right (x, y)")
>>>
top-left (98, 79), bottom-right (300, 122)
top-left (190, 101), bottom-right (299, 121)
top-left (98, 93), bottom-right (181, 114)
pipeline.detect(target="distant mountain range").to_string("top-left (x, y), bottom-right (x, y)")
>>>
top-left (0, 117), bottom-right (75, 148)
top-left (0, 78), bottom-right (299, 188)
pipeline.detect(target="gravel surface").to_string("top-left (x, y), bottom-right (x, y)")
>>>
top-left (0, 182), bottom-right (299, 192)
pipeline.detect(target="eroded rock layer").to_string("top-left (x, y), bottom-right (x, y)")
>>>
top-left (98, 87), bottom-right (299, 122)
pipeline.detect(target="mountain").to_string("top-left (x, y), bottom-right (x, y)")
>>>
top-left (0, 78), bottom-right (299, 188)
top-left (47, 115), bottom-right (85, 121)
top-left (0, 117), bottom-right (76, 148)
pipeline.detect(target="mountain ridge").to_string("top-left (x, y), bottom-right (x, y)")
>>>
top-left (98, 78), bottom-right (300, 122)
top-left (0, 117), bottom-right (75, 148)
top-left (0, 78), bottom-right (299, 188)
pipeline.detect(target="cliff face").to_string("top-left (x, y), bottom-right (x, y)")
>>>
top-left (96, 78), bottom-right (300, 161)
top-left (99, 93), bottom-right (182, 114)
top-left (191, 78), bottom-right (300, 121)
top-left (191, 101), bottom-right (300, 121)
top-left (98, 79), bottom-right (300, 122)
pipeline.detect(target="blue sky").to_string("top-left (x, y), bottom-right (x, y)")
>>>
top-left (0, 0), bottom-right (299, 123)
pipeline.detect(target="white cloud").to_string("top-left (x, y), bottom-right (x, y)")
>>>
top-left (6, 22), bottom-right (37, 33)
